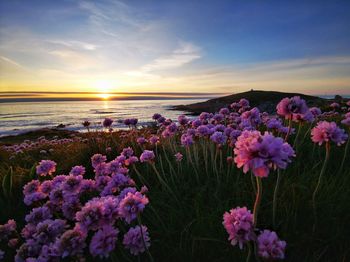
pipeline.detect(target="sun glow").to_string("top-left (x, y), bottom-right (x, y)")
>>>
top-left (95, 80), bottom-right (113, 99)
top-left (97, 93), bottom-right (111, 99)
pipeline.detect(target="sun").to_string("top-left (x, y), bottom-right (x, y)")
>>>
top-left (95, 80), bottom-right (113, 99)
top-left (97, 93), bottom-right (111, 99)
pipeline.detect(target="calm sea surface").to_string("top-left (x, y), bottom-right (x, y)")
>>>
top-left (0, 99), bottom-right (204, 137)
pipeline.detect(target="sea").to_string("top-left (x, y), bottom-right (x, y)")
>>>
top-left (0, 99), bottom-right (204, 137)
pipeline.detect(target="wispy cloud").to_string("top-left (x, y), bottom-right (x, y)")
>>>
top-left (47, 40), bottom-right (97, 51)
top-left (0, 56), bottom-right (24, 68)
top-left (140, 42), bottom-right (201, 72)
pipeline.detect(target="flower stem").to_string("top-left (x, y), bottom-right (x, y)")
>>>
top-left (312, 142), bottom-right (330, 231)
top-left (273, 169), bottom-right (282, 229)
top-left (338, 133), bottom-right (349, 175)
top-left (284, 117), bottom-right (293, 142)
top-left (253, 176), bottom-right (263, 227)
top-left (137, 216), bottom-right (154, 262)
top-left (246, 242), bottom-right (252, 262)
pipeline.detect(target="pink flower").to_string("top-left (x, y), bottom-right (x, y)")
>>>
top-left (257, 230), bottom-right (286, 260)
top-left (174, 152), bottom-right (183, 162)
top-left (123, 225), bottom-right (150, 256)
top-left (311, 121), bottom-right (348, 146)
top-left (276, 96), bottom-right (309, 121)
top-left (140, 150), bottom-right (155, 163)
top-left (223, 207), bottom-right (254, 249)
top-left (234, 131), bottom-right (295, 178)
top-left (103, 118), bottom-right (113, 128)
top-left (36, 160), bottom-right (56, 176)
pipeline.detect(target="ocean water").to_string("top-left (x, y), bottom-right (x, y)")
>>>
top-left (0, 99), bottom-right (204, 137)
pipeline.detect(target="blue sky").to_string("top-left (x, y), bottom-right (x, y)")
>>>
top-left (0, 0), bottom-right (350, 95)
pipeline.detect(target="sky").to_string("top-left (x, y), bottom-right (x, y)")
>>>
top-left (0, 0), bottom-right (350, 97)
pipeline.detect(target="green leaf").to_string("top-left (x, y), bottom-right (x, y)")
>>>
top-left (29, 163), bottom-right (36, 179)
top-left (2, 166), bottom-right (13, 198)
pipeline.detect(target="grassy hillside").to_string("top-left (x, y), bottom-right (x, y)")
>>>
top-left (172, 90), bottom-right (328, 114)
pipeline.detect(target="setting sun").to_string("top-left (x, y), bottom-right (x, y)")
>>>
top-left (97, 93), bottom-right (111, 99)
top-left (95, 80), bottom-right (113, 99)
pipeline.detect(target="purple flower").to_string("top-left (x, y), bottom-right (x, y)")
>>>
top-left (257, 230), bottom-right (286, 260)
top-left (149, 135), bottom-right (160, 145)
top-left (196, 125), bottom-right (210, 136)
top-left (167, 122), bottom-right (177, 133)
top-left (0, 219), bottom-right (17, 242)
top-left (54, 228), bottom-right (86, 258)
top-left (310, 107), bottom-right (322, 117)
top-left (223, 207), bottom-right (254, 249)
top-left (25, 206), bottom-right (52, 225)
top-left (330, 102), bottom-right (340, 108)
top-left (76, 196), bottom-right (119, 231)
top-left (213, 113), bottom-right (224, 123)
top-left (118, 192), bottom-right (149, 223)
top-left (157, 116), bottom-right (166, 124)
top-left (129, 118), bottom-right (138, 126)
top-left (191, 119), bottom-right (202, 128)
top-left (210, 131), bottom-right (227, 145)
top-left (181, 134), bottom-right (194, 147)
top-left (23, 180), bottom-right (46, 205)
top-left (311, 121), bottom-right (348, 146)
top-left (122, 147), bottom-right (134, 157)
top-left (125, 156), bottom-right (139, 166)
top-left (89, 225), bottom-right (119, 258)
top-left (219, 107), bottom-right (230, 115)
top-left (36, 160), bottom-right (56, 176)
top-left (91, 154), bottom-right (107, 168)
top-left (62, 195), bottom-right (81, 220)
top-left (241, 107), bottom-right (262, 126)
top-left (266, 118), bottom-right (283, 130)
top-left (32, 219), bottom-right (67, 244)
top-left (70, 165), bottom-right (85, 176)
top-left (239, 98), bottom-right (250, 108)
top-left (277, 96), bottom-right (309, 120)
top-left (178, 115), bottom-right (189, 125)
top-left (140, 150), bottom-right (155, 163)
top-left (152, 113), bottom-right (162, 120)
top-left (234, 131), bottom-right (295, 178)
top-left (137, 137), bottom-right (148, 145)
top-left (341, 117), bottom-right (350, 126)
top-left (123, 225), bottom-right (150, 256)
top-left (82, 120), bottom-right (91, 127)
top-left (103, 118), bottom-right (113, 128)
top-left (61, 175), bottom-right (83, 194)
top-left (199, 112), bottom-right (211, 121)
top-left (175, 152), bottom-right (183, 162)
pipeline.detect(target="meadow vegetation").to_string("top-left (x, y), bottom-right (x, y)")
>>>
top-left (0, 97), bottom-right (349, 262)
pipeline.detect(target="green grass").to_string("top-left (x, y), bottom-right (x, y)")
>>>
top-left (0, 123), bottom-right (349, 261)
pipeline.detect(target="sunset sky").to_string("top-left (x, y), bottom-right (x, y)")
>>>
top-left (1, 0), bottom-right (350, 97)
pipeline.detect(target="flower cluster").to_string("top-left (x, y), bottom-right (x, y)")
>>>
top-left (276, 96), bottom-right (310, 122)
top-left (234, 130), bottom-right (295, 177)
top-left (223, 207), bottom-right (286, 260)
top-left (222, 207), bottom-right (254, 248)
top-left (36, 160), bottom-right (57, 176)
top-left (311, 121), bottom-right (348, 146)
top-left (11, 149), bottom-right (151, 261)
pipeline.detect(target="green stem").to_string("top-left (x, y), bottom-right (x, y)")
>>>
top-left (312, 142), bottom-right (330, 231)
top-left (253, 176), bottom-right (263, 227)
top-left (246, 242), bottom-right (252, 262)
top-left (137, 216), bottom-right (154, 262)
top-left (338, 133), bottom-right (349, 175)
top-left (251, 171), bottom-right (256, 195)
top-left (273, 169), bottom-right (282, 229)
top-left (284, 118), bottom-right (293, 142)
top-left (293, 122), bottom-right (302, 149)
